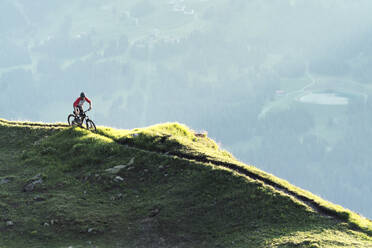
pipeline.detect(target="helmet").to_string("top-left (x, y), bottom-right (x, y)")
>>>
top-left (80, 92), bottom-right (85, 98)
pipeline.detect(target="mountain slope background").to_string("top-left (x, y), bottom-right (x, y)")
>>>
top-left (1, 0), bottom-right (372, 219)
top-left (0, 119), bottom-right (371, 247)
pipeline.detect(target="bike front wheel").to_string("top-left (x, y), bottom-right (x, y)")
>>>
top-left (67, 114), bottom-right (76, 126)
top-left (85, 119), bottom-right (96, 132)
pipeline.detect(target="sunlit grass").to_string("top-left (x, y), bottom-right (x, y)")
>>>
top-left (268, 228), bottom-right (371, 248)
top-left (97, 122), bottom-right (234, 161)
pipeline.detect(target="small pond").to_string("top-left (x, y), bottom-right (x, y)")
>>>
top-left (298, 92), bottom-right (349, 105)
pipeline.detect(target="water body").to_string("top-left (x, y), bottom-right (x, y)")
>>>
top-left (298, 92), bottom-right (349, 105)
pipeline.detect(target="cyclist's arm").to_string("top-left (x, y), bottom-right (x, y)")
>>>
top-left (73, 98), bottom-right (80, 115)
top-left (85, 97), bottom-right (92, 110)
top-left (73, 98), bottom-right (80, 107)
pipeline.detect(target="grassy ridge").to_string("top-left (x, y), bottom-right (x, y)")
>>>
top-left (97, 122), bottom-right (372, 235)
top-left (0, 120), bottom-right (371, 247)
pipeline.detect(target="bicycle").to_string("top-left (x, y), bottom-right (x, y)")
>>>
top-left (67, 109), bottom-right (96, 132)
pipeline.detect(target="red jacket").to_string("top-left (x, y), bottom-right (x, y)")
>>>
top-left (73, 97), bottom-right (92, 108)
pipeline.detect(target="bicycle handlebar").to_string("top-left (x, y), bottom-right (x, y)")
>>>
top-left (73, 109), bottom-right (91, 116)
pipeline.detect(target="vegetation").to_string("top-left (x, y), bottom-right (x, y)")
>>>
top-left (0, 119), bottom-right (371, 247)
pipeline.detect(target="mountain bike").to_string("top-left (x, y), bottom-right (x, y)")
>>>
top-left (67, 109), bottom-right (96, 132)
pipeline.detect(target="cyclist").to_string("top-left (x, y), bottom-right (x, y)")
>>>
top-left (73, 92), bottom-right (92, 124)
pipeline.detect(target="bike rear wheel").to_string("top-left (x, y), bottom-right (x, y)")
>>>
top-left (85, 119), bottom-right (96, 132)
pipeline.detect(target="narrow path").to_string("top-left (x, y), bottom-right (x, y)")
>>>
top-left (102, 134), bottom-right (372, 236)
top-left (116, 138), bottom-right (340, 218)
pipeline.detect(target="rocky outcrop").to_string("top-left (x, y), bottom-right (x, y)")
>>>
top-left (23, 174), bottom-right (43, 192)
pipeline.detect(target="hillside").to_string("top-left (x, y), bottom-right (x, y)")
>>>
top-left (0, 119), bottom-right (371, 248)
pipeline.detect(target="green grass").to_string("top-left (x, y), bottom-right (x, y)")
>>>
top-left (96, 122), bottom-right (372, 235)
top-left (0, 119), bottom-right (371, 247)
top-left (97, 122), bottom-right (234, 161)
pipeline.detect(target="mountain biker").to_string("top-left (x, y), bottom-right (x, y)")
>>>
top-left (73, 92), bottom-right (92, 123)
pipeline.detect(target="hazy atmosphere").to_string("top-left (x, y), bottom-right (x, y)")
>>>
top-left (1, 0), bottom-right (372, 219)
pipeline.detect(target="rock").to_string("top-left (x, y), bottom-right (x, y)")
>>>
top-left (24, 180), bottom-right (42, 192)
top-left (113, 176), bottom-right (124, 183)
top-left (23, 179), bottom-right (43, 192)
top-left (149, 208), bottom-right (160, 217)
top-left (0, 178), bottom-right (10, 185)
top-left (23, 174), bottom-right (43, 192)
top-left (111, 193), bottom-right (124, 201)
top-left (33, 195), bottom-right (46, 201)
top-left (194, 131), bottom-right (207, 138)
top-left (6, 220), bottom-right (14, 226)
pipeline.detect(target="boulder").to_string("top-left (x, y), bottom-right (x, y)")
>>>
top-left (0, 178), bottom-right (10, 185)
top-left (113, 176), bottom-right (124, 183)
top-left (23, 174), bottom-right (43, 192)
top-left (6, 220), bottom-right (14, 226)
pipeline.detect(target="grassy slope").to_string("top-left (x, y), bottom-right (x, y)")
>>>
top-left (0, 119), bottom-right (371, 248)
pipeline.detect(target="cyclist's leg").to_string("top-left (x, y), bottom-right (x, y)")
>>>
top-left (78, 106), bottom-right (84, 123)
top-left (74, 107), bottom-right (80, 116)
